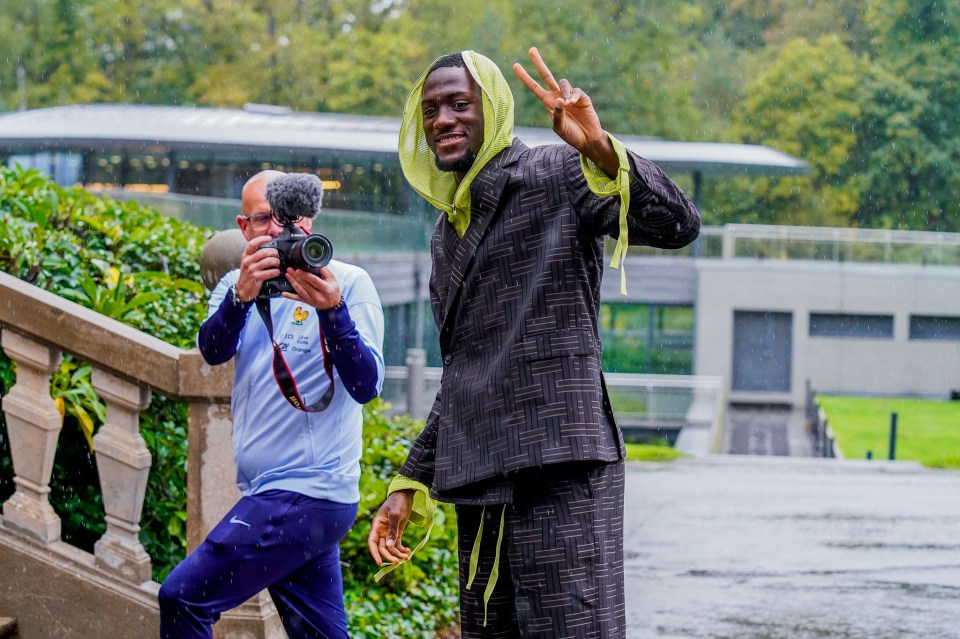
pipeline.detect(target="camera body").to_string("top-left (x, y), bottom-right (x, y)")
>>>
top-left (257, 173), bottom-right (334, 298)
top-left (259, 225), bottom-right (333, 298)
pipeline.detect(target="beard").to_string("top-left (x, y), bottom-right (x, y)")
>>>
top-left (435, 148), bottom-right (477, 173)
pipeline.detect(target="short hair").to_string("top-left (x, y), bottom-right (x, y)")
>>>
top-left (428, 53), bottom-right (465, 75)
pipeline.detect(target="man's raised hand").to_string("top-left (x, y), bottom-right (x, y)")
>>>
top-left (513, 47), bottom-right (619, 176)
top-left (512, 47), bottom-right (606, 154)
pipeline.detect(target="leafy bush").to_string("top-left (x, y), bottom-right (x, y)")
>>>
top-left (0, 166), bottom-right (210, 575)
top-left (0, 166), bottom-right (459, 636)
top-left (344, 400), bottom-right (459, 638)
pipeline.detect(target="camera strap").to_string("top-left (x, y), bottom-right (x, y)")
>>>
top-left (255, 297), bottom-right (335, 412)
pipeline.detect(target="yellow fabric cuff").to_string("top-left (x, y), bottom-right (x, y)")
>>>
top-left (580, 132), bottom-right (631, 295)
top-left (373, 475), bottom-right (437, 582)
top-left (386, 474), bottom-right (435, 527)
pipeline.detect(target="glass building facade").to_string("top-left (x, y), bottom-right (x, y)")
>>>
top-left (7, 147), bottom-right (427, 218)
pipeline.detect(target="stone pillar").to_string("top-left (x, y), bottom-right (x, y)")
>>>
top-left (405, 347), bottom-right (427, 420)
top-left (186, 400), bottom-right (240, 550)
top-left (213, 594), bottom-right (286, 639)
top-left (1, 330), bottom-right (63, 544)
top-left (91, 368), bottom-right (153, 583)
top-left (187, 399), bottom-right (284, 639)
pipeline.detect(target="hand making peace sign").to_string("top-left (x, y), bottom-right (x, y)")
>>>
top-left (513, 47), bottom-right (619, 176)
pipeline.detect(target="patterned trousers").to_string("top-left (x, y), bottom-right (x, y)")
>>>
top-left (455, 460), bottom-right (625, 639)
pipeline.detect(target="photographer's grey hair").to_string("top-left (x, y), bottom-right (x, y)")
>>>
top-left (267, 173), bottom-right (324, 221)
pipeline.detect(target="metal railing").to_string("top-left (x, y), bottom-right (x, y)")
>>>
top-left (107, 190), bottom-right (960, 269)
top-left (625, 224), bottom-right (960, 267)
top-left (805, 379), bottom-right (838, 458)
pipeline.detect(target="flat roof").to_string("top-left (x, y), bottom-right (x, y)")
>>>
top-left (0, 104), bottom-right (809, 177)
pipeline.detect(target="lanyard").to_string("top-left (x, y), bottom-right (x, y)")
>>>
top-left (255, 297), bottom-right (335, 412)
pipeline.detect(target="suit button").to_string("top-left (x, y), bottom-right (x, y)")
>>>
top-left (443, 354), bottom-right (452, 365)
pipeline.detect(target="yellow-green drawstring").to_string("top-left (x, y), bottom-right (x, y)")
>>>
top-left (581, 132), bottom-right (632, 295)
top-left (465, 506), bottom-right (485, 590)
top-left (465, 504), bottom-right (507, 627)
top-left (483, 506), bottom-right (507, 627)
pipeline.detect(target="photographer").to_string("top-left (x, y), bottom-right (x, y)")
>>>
top-left (159, 170), bottom-right (385, 639)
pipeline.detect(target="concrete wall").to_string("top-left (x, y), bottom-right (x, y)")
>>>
top-left (694, 260), bottom-right (960, 404)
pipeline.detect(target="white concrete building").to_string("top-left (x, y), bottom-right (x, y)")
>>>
top-left (692, 226), bottom-right (960, 404)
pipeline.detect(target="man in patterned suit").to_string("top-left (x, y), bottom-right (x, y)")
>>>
top-left (368, 48), bottom-right (700, 638)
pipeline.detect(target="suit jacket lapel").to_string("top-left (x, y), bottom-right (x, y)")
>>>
top-left (443, 168), bottom-right (505, 306)
top-left (441, 142), bottom-right (527, 329)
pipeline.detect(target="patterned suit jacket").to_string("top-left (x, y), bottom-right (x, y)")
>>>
top-left (400, 139), bottom-right (700, 497)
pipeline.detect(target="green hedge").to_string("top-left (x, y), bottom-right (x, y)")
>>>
top-left (0, 166), bottom-right (458, 637)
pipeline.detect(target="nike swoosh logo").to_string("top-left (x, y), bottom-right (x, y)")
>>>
top-left (230, 516), bottom-right (251, 528)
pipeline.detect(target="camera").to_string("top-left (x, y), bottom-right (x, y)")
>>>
top-left (258, 173), bottom-right (334, 298)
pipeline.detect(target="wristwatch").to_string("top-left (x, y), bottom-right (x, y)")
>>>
top-left (229, 284), bottom-right (248, 306)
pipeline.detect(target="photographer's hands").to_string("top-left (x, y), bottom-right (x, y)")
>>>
top-left (235, 235), bottom-right (281, 303)
top-left (284, 266), bottom-right (343, 311)
top-left (235, 238), bottom-right (341, 310)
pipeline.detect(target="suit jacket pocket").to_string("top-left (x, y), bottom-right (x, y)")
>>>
top-left (513, 328), bottom-right (599, 363)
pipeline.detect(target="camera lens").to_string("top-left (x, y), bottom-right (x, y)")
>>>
top-left (299, 234), bottom-right (333, 268)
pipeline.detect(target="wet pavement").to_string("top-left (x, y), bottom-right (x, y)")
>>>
top-left (623, 455), bottom-right (960, 639)
top-left (723, 405), bottom-right (812, 456)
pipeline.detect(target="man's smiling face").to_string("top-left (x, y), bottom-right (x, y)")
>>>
top-left (421, 65), bottom-right (485, 177)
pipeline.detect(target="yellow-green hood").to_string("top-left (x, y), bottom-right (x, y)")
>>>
top-left (398, 51), bottom-right (515, 237)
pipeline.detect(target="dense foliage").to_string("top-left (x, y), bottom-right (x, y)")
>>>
top-left (0, 166), bottom-right (459, 636)
top-left (2, 0), bottom-right (957, 231)
top-left (0, 165), bottom-right (210, 576)
top-left (345, 401), bottom-right (460, 638)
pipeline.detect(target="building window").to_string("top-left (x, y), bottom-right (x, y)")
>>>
top-left (809, 313), bottom-right (893, 338)
top-left (909, 315), bottom-right (960, 340)
top-left (9, 152), bottom-right (83, 186)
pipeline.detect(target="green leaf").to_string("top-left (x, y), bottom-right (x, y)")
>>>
top-left (7, 197), bottom-right (34, 221)
top-left (71, 363), bottom-right (93, 384)
top-left (166, 515), bottom-right (183, 537)
top-left (126, 291), bottom-right (163, 310)
top-left (71, 405), bottom-right (96, 450)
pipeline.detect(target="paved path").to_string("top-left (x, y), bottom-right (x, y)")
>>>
top-left (723, 405), bottom-right (813, 456)
top-left (624, 455), bottom-right (960, 639)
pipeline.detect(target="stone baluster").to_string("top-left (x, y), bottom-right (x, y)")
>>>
top-left (91, 367), bottom-right (153, 583)
top-left (1, 330), bottom-right (64, 543)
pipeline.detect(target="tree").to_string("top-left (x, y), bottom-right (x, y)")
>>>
top-left (0, 0), bottom-right (109, 108)
top-left (724, 35), bottom-right (949, 230)
top-left (864, 0), bottom-right (960, 229)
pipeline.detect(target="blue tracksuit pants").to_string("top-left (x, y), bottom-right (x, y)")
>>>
top-left (158, 489), bottom-right (358, 639)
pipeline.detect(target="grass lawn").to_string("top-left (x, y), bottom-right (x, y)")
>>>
top-left (817, 395), bottom-right (960, 469)
top-left (624, 442), bottom-right (685, 462)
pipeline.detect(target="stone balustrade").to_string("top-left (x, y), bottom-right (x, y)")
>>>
top-left (0, 270), bottom-right (282, 638)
